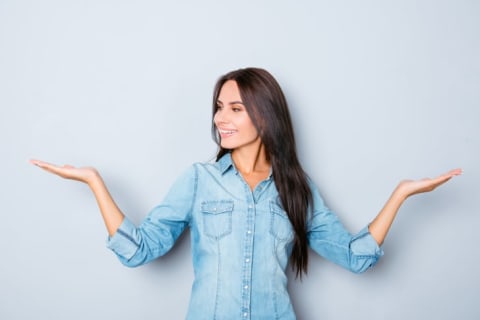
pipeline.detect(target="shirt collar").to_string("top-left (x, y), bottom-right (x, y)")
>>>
top-left (216, 152), bottom-right (273, 180)
top-left (216, 152), bottom-right (235, 175)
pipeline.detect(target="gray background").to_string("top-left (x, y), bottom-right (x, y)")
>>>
top-left (1, 1), bottom-right (479, 319)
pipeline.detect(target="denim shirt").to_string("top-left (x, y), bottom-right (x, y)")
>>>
top-left (107, 153), bottom-right (383, 319)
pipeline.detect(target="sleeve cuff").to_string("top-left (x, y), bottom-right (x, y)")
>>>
top-left (106, 218), bottom-right (140, 260)
top-left (350, 226), bottom-right (384, 258)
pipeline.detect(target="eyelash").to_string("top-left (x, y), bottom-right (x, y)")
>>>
top-left (215, 105), bottom-right (242, 112)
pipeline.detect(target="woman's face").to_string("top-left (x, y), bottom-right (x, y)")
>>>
top-left (214, 80), bottom-right (260, 151)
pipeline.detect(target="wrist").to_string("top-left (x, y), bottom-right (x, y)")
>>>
top-left (392, 184), bottom-right (409, 202)
top-left (86, 168), bottom-right (102, 187)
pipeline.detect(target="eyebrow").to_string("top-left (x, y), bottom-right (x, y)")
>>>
top-left (217, 100), bottom-right (245, 106)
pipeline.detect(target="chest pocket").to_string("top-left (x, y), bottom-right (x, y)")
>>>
top-left (269, 201), bottom-right (294, 241)
top-left (201, 200), bottom-right (234, 240)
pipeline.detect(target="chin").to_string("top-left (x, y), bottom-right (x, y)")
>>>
top-left (220, 143), bottom-right (236, 150)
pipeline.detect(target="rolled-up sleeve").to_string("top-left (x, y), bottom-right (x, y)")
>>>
top-left (107, 218), bottom-right (142, 261)
top-left (106, 164), bottom-right (197, 267)
top-left (307, 183), bottom-right (384, 274)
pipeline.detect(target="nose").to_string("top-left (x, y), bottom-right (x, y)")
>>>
top-left (214, 108), bottom-right (229, 125)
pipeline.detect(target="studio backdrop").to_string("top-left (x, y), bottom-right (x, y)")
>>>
top-left (1, 1), bottom-right (479, 319)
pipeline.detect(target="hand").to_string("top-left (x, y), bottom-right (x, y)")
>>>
top-left (369, 168), bottom-right (462, 245)
top-left (396, 168), bottom-right (463, 199)
top-left (30, 159), bottom-right (99, 185)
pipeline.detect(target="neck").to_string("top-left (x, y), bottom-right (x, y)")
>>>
top-left (231, 142), bottom-right (270, 175)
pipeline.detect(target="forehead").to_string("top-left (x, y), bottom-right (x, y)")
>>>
top-left (218, 80), bottom-right (242, 102)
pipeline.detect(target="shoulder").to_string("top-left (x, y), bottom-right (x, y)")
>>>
top-left (305, 174), bottom-right (321, 194)
top-left (191, 159), bottom-right (220, 174)
top-left (175, 159), bottom-right (222, 181)
top-left (305, 174), bottom-right (328, 208)
top-left (192, 153), bottom-right (233, 175)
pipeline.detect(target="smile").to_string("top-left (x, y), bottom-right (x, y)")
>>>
top-left (218, 129), bottom-right (237, 135)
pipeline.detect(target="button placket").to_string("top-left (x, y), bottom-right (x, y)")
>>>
top-left (241, 199), bottom-right (255, 320)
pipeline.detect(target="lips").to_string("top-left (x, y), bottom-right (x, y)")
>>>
top-left (219, 129), bottom-right (236, 134)
top-left (218, 128), bottom-right (237, 137)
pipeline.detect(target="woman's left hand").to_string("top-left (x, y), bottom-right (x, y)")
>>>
top-left (396, 168), bottom-right (463, 199)
top-left (369, 168), bottom-right (462, 245)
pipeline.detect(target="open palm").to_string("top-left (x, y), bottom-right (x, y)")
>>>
top-left (30, 159), bottom-right (98, 184)
top-left (397, 168), bottom-right (462, 198)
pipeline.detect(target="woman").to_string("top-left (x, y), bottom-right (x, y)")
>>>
top-left (31, 68), bottom-right (461, 319)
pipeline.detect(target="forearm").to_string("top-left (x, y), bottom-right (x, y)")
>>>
top-left (367, 167), bottom-right (461, 245)
top-left (87, 171), bottom-right (125, 237)
top-left (30, 159), bottom-right (127, 236)
top-left (368, 187), bottom-right (407, 246)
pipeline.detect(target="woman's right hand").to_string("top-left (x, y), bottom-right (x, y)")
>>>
top-left (30, 159), bottom-right (125, 235)
top-left (30, 159), bottom-right (99, 185)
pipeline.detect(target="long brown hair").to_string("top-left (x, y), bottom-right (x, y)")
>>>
top-left (211, 67), bottom-right (312, 277)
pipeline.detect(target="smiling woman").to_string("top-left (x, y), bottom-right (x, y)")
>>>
top-left (31, 67), bottom-right (461, 320)
top-left (214, 80), bottom-right (261, 153)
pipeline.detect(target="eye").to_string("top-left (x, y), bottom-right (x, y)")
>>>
top-left (215, 104), bottom-right (223, 112)
top-left (232, 104), bottom-right (243, 112)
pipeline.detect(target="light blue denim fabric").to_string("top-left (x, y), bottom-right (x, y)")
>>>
top-left (107, 153), bottom-right (383, 319)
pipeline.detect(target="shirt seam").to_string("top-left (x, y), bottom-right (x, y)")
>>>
top-left (311, 238), bottom-right (378, 258)
top-left (189, 164), bottom-right (199, 226)
top-left (116, 228), bottom-right (140, 247)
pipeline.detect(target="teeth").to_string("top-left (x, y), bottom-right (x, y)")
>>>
top-left (219, 129), bottom-right (235, 134)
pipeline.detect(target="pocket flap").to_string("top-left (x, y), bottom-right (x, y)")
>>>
top-left (201, 200), bottom-right (234, 214)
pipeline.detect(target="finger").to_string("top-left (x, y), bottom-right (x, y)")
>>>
top-left (436, 169), bottom-right (462, 183)
top-left (29, 159), bottom-right (44, 166)
top-left (425, 170), bottom-right (461, 192)
top-left (30, 159), bottom-right (75, 171)
top-left (446, 168), bottom-right (463, 177)
top-left (30, 159), bottom-right (57, 170)
top-left (30, 159), bottom-right (68, 176)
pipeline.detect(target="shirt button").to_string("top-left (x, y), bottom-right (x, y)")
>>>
top-left (243, 312), bottom-right (248, 317)
top-left (244, 285), bottom-right (249, 289)
top-left (245, 258), bottom-right (250, 263)
top-left (248, 205), bottom-right (253, 209)
top-left (247, 230), bottom-right (252, 234)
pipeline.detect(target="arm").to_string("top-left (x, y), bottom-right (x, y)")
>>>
top-left (30, 159), bottom-right (124, 236)
top-left (307, 168), bottom-right (462, 273)
top-left (368, 168), bottom-right (462, 246)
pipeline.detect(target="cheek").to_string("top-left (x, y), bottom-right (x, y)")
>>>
top-left (245, 124), bottom-right (259, 138)
top-left (243, 117), bottom-right (258, 134)
top-left (238, 113), bottom-right (253, 128)
top-left (213, 113), bottom-right (220, 126)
